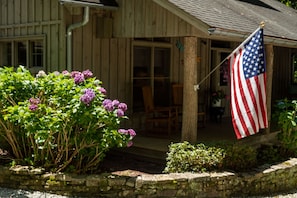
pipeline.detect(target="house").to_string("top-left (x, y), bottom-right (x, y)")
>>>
top-left (1, 0), bottom-right (297, 142)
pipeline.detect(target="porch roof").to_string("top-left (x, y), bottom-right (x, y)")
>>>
top-left (154, 0), bottom-right (297, 47)
top-left (59, 0), bottom-right (118, 9)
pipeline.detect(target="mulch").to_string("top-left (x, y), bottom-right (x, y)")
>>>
top-left (98, 151), bottom-right (166, 174)
top-left (0, 148), bottom-right (166, 175)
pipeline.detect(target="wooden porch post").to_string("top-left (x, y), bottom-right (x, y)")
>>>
top-left (181, 37), bottom-right (198, 143)
top-left (265, 44), bottom-right (274, 134)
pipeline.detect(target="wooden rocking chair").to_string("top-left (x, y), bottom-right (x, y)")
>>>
top-left (142, 86), bottom-right (178, 135)
top-left (172, 84), bottom-right (206, 128)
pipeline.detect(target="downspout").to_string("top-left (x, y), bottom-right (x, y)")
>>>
top-left (66, 6), bottom-right (90, 71)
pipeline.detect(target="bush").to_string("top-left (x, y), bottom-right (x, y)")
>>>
top-left (164, 141), bottom-right (225, 173)
top-left (164, 141), bottom-right (258, 173)
top-left (256, 144), bottom-right (293, 165)
top-left (0, 66), bottom-right (135, 173)
top-left (222, 143), bottom-right (257, 172)
top-left (274, 99), bottom-right (297, 154)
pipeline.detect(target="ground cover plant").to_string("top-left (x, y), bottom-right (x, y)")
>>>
top-left (0, 66), bottom-right (135, 173)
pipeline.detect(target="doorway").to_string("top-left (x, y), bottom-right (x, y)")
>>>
top-left (211, 49), bottom-right (231, 117)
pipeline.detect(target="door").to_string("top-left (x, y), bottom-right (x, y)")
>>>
top-left (211, 50), bottom-right (231, 117)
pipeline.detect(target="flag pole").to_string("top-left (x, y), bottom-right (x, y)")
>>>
top-left (193, 57), bottom-right (229, 91)
top-left (194, 22), bottom-right (265, 91)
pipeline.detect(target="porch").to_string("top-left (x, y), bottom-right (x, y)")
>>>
top-left (117, 116), bottom-right (279, 161)
top-left (119, 117), bottom-right (236, 160)
top-left (104, 116), bottom-right (279, 174)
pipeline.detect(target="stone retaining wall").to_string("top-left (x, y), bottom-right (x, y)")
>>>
top-left (1, 158), bottom-right (297, 197)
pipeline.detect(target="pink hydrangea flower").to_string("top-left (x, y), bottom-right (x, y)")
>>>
top-left (82, 69), bottom-right (93, 78)
top-left (116, 109), bottom-right (124, 117)
top-left (127, 141), bottom-right (133, 147)
top-left (99, 87), bottom-right (107, 95)
top-left (118, 103), bottom-right (128, 112)
top-left (80, 89), bottom-right (95, 105)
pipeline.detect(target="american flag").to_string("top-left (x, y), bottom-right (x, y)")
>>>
top-left (229, 27), bottom-right (268, 139)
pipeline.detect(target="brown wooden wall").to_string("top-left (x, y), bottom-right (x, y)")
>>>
top-left (3, 0), bottom-right (293, 120)
top-left (113, 0), bottom-right (205, 38)
top-left (272, 47), bottom-right (297, 101)
top-left (0, 0), bottom-right (66, 71)
top-left (63, 0), bottom-right (213, 113)
top-left (68, 8), bottom-right (191, 108)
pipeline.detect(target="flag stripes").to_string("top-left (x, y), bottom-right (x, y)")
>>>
top-left (229, 27), bottom-right (268, 139)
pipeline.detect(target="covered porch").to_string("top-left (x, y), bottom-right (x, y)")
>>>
top-left (119, 116), bottom-right (280, 164)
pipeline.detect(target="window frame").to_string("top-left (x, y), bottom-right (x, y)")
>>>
top-left (132, 40), bottom-right (172, 112)
top-left (0, 35), bottom-right (45, 73)
top-left (292, 53), bottom-right (297, 84)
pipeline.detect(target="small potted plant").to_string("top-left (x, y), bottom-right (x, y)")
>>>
top-left (211, 90), bottom-right (226, 107)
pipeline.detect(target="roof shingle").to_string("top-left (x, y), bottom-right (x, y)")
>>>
top-left (164, 0), bottom-right (297, 41)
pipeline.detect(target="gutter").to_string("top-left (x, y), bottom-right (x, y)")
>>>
top-left (66, 6), bottom-right (89, 71)
top-left (60, 0), bottom-right (118, 10)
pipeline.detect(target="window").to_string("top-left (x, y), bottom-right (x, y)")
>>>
top-left (0, 42), bottom-right (12, 66)
top-left (16, 41), bottom-right (27, 66)
top-left (31, 41), bottom-right (43, 68)
top-left (292, 54), bottom-right (297, 84)
top-left (133, 43), bottom-right (171, 112)
top-left (0, 38), bottom-right (44, 74)
top-left (220, 52), bottom-right (229, 86)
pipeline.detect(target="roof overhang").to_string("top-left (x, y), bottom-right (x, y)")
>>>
top-left (152, 0), bottom-right (210, 36)
top-left (208, 27), bottom-right (297, 48)
top-left (154, 0), bottom-right (297, 48)
top-left (59, 0), bottom-right (118, 10)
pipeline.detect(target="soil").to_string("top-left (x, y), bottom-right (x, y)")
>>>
top-left (98, 150), bottom-right (166, 174)
top-left (0, 148), bottom-right (166, 175)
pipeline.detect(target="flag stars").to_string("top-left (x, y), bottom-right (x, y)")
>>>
top-left (242, 30), bottom-right (265, 79)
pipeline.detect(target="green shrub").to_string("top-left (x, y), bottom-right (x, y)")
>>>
top-left (256, 144), bottom-right (291, 165)
top-left (222, 143), bottom-right (257, 172)
top-left (164, 141), bottom-right (225, 173)
top-left (164, 141), bottom-right (258, 173)
top-left (0, 66), bottom-right (135, 173)
top-left (274, 99), bottom-right (297, 154)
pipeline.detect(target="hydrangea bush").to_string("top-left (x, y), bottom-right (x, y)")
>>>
top-left (0, 66), bottom-right (135, 173)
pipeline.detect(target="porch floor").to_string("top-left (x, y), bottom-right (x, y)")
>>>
top-left (105, 117), bottom-right (279, 173)
top-left (134, 117), bottom-right (236, 149)
top-left (117, 117), bottom-right (237, 160)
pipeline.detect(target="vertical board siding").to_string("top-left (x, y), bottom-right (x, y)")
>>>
top-left (134, 0), bottom-right (145, 36)
top-left (50, 24), bottom-right (59, 68)
top-left (109, 39), bottom-right (119, 99)
top-left (92, 15), bottom-right (101, 78)
top-left (82, 15), bottom-right (93, 70)
top-left (100, 39), bottom-right (111, 93)
top-left (1, 1), bottom-right (7, 26)
top-left (272, 47), bottom-right (291, 100)
top-left (71, 9), bottom-right (133, 104)
top-left (0, 0), bottom-right (65, 71)
top-left (113, 0), bottom-right (202, 38)
top-left (72, 14), bottom-right (84, 72)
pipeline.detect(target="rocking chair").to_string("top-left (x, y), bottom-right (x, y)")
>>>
top-left (142, 86), bottom-right (178, 135)
top-left (172, 84), bottom-right (206, 128)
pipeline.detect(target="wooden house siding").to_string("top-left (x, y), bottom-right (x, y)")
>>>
top-left (67, 9), bottom-right (132, 105)
top-left (272, 47), bottom-right (297, 100)
top-left (0, 0), bottom-right (66, 72)
top-left (65, 4), bottom-right (208, 109)
top-left (1, 0), bottom-right (296, 135)
top-left (113, 0), bottom-right (205, 38)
